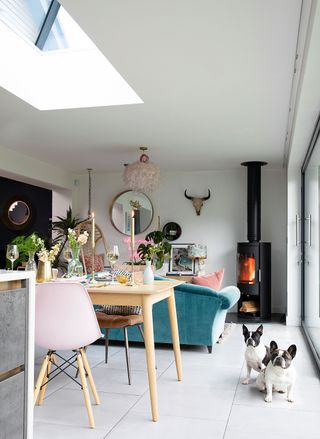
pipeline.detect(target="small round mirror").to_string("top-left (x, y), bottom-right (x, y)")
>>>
top-left (8, 201), bottom-right (31, 226)
top-left (110, 191), bottom-right (153, 235)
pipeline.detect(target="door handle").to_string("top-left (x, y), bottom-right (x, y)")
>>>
top-left (305, 215), bottom-right (312, 246)
top-left (295, 214), bottom-right (301, 246)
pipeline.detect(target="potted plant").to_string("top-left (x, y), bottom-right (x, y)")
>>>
top-left (11, 233), bottom-right (44, 269)
top-left (50, 206), bottom-right (84, 268)
top-left (137, 231), bottom-right (171, 270)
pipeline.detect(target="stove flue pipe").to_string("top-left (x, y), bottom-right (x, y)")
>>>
top-left (241, 161), bottom-right (267, 243)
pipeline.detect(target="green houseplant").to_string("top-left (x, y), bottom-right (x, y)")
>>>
top-left (10, 233), bottom-right (44, 268)
top-left (137, 231), bottom-right (171, 270)
top-left (50, 206), bottom-right (84, 268)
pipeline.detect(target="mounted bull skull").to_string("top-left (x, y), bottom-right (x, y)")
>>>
top-left (184, 189), bottom-right (211, 215)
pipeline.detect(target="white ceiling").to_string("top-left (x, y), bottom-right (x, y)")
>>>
top-left (0, 0), bottom-right (303, 172)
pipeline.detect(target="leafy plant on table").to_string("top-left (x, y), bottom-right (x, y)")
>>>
top-left (11, 233), bottom-right (44, 266)
top-left (137, 231), bottom-right (171, 270)
top-left (50, 206), bottom-right (84, 267)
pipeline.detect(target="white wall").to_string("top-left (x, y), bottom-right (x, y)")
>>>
top-left (52, 188), bottom-right (73, 229)
top-left (73, 167), bottom-right (287, 313)
top-left (0, 144), bottom-right (73, 190)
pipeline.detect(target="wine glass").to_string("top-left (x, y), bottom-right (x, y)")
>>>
top-left (6, 244), bottom-right (19, 271)
top-left (107, 245), bottom-right (119, 283)
top-left (63, 245), bottom-right (73, 277)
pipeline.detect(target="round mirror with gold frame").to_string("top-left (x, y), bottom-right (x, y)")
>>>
top-left (110, 191), bottom-right (153, 235)
top-left (2, 196), bottom-right (33, 231)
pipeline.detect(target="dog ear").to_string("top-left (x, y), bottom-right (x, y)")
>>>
top-left (242, 324), bottom-right (248, 335)
top-left (270, 341), bottom-right (278, 352)
top-left (287, 345), bottom-right (297, 359)
top-left (256, 325), bottom-right (263, 336)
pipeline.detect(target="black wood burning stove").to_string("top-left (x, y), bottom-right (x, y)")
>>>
top-left (237, 162), bottom-right (271, 320)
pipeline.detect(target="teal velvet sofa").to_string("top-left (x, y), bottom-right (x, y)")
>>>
top-left (104, 277), bottom-right (240, 352)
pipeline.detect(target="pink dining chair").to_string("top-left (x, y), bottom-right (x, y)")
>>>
top-left (34, 282), bottom-right (102, 428)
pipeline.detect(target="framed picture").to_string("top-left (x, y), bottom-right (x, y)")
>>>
top-left (168, 243), bottom-right (195, 275)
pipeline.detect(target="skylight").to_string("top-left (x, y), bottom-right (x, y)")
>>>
top-left (0, 0), bottom-right (143, 110)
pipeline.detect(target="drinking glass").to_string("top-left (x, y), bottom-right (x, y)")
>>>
top-left (107, 245), bottom-right (119, 282)
top-left (63, 246), bottom-right (72, 263)
top-left (6, 244), bottom-right (19, 271)
top-left (63, 245), bottom-right (73, 277)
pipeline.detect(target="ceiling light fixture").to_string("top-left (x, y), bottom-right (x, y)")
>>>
top-left (123, 147), bottom-right (160, 193)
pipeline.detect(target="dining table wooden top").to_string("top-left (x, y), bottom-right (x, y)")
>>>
top-left (87, 279), bottom-right (184, 294)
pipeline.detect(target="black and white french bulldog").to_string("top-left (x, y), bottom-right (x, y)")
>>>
top-left (242, 324), bottom-right (269, 384)
top-left (256, 341), bottom-right (297, 403)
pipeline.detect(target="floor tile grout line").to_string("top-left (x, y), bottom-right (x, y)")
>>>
top-left (102, 359), bottom-right (175, 438)
top-left (222, 353), bottom-right (245, 439)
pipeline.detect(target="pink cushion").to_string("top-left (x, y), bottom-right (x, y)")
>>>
top-left (83, 254), bottom-right (104, 274)
top-left (191, 268), bottom-right (225, 291)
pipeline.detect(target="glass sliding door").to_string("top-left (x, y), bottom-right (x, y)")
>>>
top-left (302, 115), bottom-right (320, 368)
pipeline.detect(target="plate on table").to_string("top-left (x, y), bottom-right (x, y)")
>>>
top-left (92, 272), bottom-right (112, 282)
top-left (55, 276), bottom-right (87, 283)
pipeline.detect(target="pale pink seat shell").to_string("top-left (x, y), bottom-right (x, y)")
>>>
top-left (35, 282), bottom-right (102, 351)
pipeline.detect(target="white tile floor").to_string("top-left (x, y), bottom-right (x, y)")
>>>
top-left (33, 323), bottom-right (320, 439)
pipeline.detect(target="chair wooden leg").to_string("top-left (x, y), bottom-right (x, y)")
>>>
top-left (124, 327), bottom-right (131, 385)
top-left (37, 353), bottom-right (54, 405)
top-left (104, 328), bottom-right (109, 363)
top-left (34, 354), bottom-right (50, 405)
top-left (76, 351), bottom-right (95, 428)
top-left (80, 348), bottom-right (100, 405)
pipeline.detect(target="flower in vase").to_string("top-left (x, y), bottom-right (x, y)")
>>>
top-left (67, 228), bottom-right (89, 250)
top-left (37, 243), bottom-right (61, 263)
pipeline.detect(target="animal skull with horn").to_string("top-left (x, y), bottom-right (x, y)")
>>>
top-left (184, 189), bottom-right (211, 215)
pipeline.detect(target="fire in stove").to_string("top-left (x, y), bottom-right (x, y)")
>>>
top-left (237, 254), bottom-right (255, 285)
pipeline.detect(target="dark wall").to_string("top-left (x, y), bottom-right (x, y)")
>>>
top-left (0, 176), bottom-right (52, 268)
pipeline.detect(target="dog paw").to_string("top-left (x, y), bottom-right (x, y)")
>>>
top-left (242, 379), bottom-right (250, 385)
top-left (287, 397), bottom-right (294, 403)
top-left (264, 395), bottom-right (272, 403)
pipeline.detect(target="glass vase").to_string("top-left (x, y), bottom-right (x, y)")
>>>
top-left (143, 260), bottom-right (154, 285)
top-left (25, 251), bottom-right (37, 272)
top-left (67, 246), bottom-right (83, 277)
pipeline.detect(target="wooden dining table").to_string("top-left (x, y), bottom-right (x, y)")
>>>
top-left (87, 279), bottom-right (184, 422)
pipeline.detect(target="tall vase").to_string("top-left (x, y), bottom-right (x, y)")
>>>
top-left (36, 261), bottom-right (52, 283)
top-left (25, 251), bottom-right (37, 272)
top-left (68, 246), bottom-right (83, 277)
top-left (143, 260), bottom-right (154, 285)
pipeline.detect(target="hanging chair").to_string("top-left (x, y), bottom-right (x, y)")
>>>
top-left (75, 220), bottom-right (108, 275)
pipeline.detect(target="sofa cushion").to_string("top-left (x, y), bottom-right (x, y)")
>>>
top-left (191, 268), bottom-right (224, 290)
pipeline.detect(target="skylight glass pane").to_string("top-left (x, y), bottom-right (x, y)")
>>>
top-left (42, 5), bottom-right (94, 52)
top-left (0, 0), bottom-right (49, 44)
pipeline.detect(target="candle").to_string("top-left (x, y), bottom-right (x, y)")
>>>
top-left (131, 209), bottom-right (135, 252)
top-left (91, 211), bottom-right (95, 249)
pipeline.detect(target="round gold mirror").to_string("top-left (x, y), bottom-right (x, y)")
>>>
top-left (110, 191), bottom-right (153, 235)
top-left (8, 201), bottom-right (31, 226)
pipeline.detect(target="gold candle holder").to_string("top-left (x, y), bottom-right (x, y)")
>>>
top-left (127, 208), bottom-right (136, 287)
top-left (90, 212), bottom-right (98, 284)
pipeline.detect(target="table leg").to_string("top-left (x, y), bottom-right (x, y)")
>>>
top-left (167, 290), bottom-right (182, 381)
top-left (142, 296), bottom-right (158, 422)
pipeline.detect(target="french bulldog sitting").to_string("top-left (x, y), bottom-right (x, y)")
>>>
top-left (256, 341), bottom-right (297, 403)
top-left (242, 324), bottom-right (269, 384)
